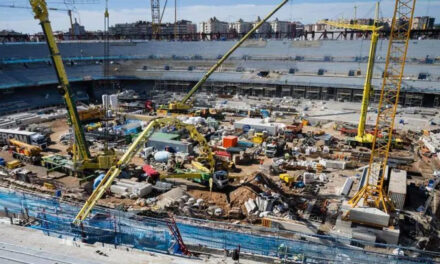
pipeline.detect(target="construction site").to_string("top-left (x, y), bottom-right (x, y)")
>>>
top-left (0, 0), bottom-right (439, 263)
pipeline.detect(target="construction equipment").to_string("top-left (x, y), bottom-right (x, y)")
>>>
top-left (265, 139), bottom-right (286, 158)
top-left (283, 123), bottom-right (303, 142)
top-left (280, 173), bottom-right (297, 187)
top-left (157, 0), bottom-right (289, 115)
top-left (323, 2), bottom-right (382, 144)
top-left (164, 169), bottom-right (229, 190)
top-left (8, 139), bottom-right (42, 164)
top-left (6, 160), bottom-right (22, 170)
top-left (0, 128), bottom-right (47, 149)
top-left (78, 107), bottom-right (105, 122)
top-left (151, 0), bottom-right (161, 39)
top-left (348, 0), bottom-right (416, 215)
top-left (74, 117), bottom-right (215, 223)
top-left (251, 132), bottom-right (267, 144)
top-left (29, 0), bottom-right (116, 174)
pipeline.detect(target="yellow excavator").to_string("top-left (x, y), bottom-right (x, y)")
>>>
top-left (157, 0), bottom-right (289, 116)
top-left (30, 0), bottom-right (116, 174)
top-left (323, 2), bottom-right (382, 144)
top-left (73, 117), bottom-right (218, 224)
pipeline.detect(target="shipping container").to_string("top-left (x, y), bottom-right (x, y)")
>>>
top-left (223, 136), bottom-right (238, 148)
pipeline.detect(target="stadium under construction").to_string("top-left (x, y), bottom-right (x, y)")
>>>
top-left (1, 0), bottom-right (440, 263)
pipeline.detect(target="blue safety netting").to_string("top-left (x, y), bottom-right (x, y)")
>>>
top-left (0, 188), bottom-right (438, 263)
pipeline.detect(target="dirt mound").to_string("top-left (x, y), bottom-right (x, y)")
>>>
top-left (229, 186), bottom-right (257, 208)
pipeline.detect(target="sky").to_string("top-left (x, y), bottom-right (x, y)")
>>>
top-left (0, 0), bottom-right (438, 34)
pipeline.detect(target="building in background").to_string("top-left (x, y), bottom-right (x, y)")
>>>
top-left (174, 20), bottom-right (197, 35)
top-left (229, 19), bottom-right (252, 34)
top-left (253, 16), bottom-right (271, 35)
top-left (270, 18), bottom-right (290, 37)
top-left (109, 21), bottom-right (151, 36)
top-left (199, 17), bottom-right (229, 34)
top-left (161, 20), bottom-right (197, 36)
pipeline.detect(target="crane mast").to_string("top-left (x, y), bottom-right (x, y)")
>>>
top-left (349, 0), bottom-right (416, 213)
top-left (29, 0), bottom-right (115, 173)
top-left (324, 2), bottom-right (382, 144)
top-left (151, 0), bottom-right (161, 39)
top-left (29, 0), bottom-right (91, 162)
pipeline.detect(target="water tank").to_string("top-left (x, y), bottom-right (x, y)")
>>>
top-left (154, 151), bottom-right (170, 163)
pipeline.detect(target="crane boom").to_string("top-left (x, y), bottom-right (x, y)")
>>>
top-left (74, 117), bottom-right (215, 223)
top-left (165, 0), bottom-right (289, 112)
top-left (30, 0), bottom-right (91, 161)
top-left (1, 3), bottom-right (75, 37)
top-left (349, 0), bottom-right (416, 214)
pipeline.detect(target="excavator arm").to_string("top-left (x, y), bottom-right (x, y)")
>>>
top-left (74, 117), bottom-right (214, 224)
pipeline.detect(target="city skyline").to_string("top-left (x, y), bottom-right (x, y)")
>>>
top-left (1, 0), bottom-right (439, 34)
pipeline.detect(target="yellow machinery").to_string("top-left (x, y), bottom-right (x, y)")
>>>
top-left (323, 2), bottom-right (382, 144)
top-left (158, 0), bottom-right (289, 115)
top-left (280, 173), bottom-right (296, 186)
top-left (29, 0), bottom-right (115, 173)
top-left (251, 132), bottom-right (266, 144)
top-left (74, 117), bottom-right (215, 223)
top-left (9, 139), bottom-right (42, 164)
top-left (6, 160), bottom-right (22, 170)
top-left (348, 0), bottom-right (416, 214)
top-left (78, 107), bottom-right (105, 122)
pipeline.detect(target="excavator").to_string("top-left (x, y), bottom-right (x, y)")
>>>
top-left (30, 0), bottom-right (116, 174)
top-left (323, 2), bottom-right (382, 145)
top-left (157, 0), bottom-right (289, 116)
top-left (73, 117), bottom-right (220, 224)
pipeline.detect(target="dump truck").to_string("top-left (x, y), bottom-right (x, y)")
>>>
top-left (284, 123), bottom-right (303, 141)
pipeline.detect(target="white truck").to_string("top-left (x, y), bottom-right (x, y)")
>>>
top-left (0, 129), bottom-right (47, 149)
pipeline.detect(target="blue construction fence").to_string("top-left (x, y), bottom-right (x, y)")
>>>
top-left (0, 188), bottom-right (438, 263)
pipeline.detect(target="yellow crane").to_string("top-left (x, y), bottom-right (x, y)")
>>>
top-left (73, 117), bottom-right (216, 224)
top-left (29, 0), bottom-right (115, 173)
top-left (157, 0), bottom-right (289, 115)
top-left (348, 0), bottom-right (416, 214)
top-left (323, 2), bottom-right (382, 144)
top-left (0, 3), bottom-right (76, 36)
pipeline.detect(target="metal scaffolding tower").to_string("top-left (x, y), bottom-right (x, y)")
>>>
top-left (151, 0), bottom-right (161, 39)
top-left (349, 0), bottom-right (417, 214)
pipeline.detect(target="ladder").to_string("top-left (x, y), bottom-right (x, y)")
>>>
top-left (167, 214), bottom-right (190, 256)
